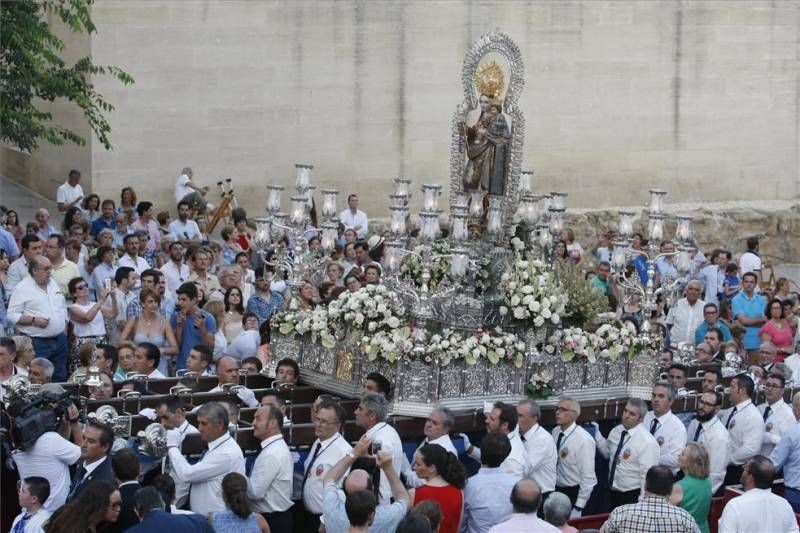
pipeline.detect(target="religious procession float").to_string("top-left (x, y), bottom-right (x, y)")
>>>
top-left (256, 32), bottom-right (710, 416)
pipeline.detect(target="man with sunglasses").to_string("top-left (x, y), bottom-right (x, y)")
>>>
top-left (686, 391), bottom-right (729, 495)
top-left (758, 373), bottom-right (794, 456)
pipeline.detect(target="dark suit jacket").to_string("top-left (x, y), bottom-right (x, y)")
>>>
top-left (69, 455), bottom-right (116, 500)
top-left (123, 510), bottom-right (214, 533)
top-left (108, 481), bottom-right (141, 533)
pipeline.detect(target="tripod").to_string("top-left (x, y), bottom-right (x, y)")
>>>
top-left (206, 178), bottom-right (238, 234)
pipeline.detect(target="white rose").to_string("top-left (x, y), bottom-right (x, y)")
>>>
top-left (368, 321), bottom-right (377, 332)
top-left (499, 306), bottom-right (508, 316)
top-left (529, 301), bottom-right (541, 313)
top-left (521, 285), bottom-right (533, 294)
top-left (541, 308), bottom-right (552, 319)
top-left (551, 313), bottom-right (560, 324)
top-left (387, 316), bottom-right (400, 328)
top-left (513, 307), bottom-right (526, 319)
top-left (354, 313), bottom-right (364, 325)
top-left (510, 295), bottom-right (521, 306)
top-left (534, 316), bottom-right (545, 327)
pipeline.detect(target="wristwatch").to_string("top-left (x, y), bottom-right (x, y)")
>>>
top-left (346, 452), bottom-right (356, 460)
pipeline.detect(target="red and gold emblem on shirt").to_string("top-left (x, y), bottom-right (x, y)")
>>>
top-left (766, 422), bottom-right (773, 432)
top-left (560, 447), bottom-right (569, 459)
top-left (622, 449), bottom-right (631, 461)
top-left (315, 465), bottom-right (324, 477)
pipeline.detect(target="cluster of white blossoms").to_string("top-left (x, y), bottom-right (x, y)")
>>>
top-left (274, 299), bottom-right (336, 348)
top-left (545, 321), bottom-right (645, 363)
top-left (424, 328), bottom-right (527, 367)
top-left (327, 283), bottom-right (403, 332)
top-left (499, 256), bottom-right (568, 327)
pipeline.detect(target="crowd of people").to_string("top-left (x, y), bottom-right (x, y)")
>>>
top-left (1, 167), bottom-right (800, 532)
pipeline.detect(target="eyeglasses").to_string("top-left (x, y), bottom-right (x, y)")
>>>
top-left (765, 383), bottom-right (784, 389)
top-left (75, 284), bottom-right (88, 290)
top-left (555, 406), bottom-right (577, 413)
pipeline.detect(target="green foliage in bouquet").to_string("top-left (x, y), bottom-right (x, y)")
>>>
top-left (557, 263), bottom-right (609, 328)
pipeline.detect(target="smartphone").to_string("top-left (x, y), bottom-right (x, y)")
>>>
top-left (103, 278), bottom-right (112, 291)
top-left (369, 442), bottom-right (382, 455)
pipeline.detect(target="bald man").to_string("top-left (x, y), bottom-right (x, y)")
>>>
top-left (489, 479), bottom-right (559, 532)
top-left (206, 356), bottom-right (258, 408)
top-left (320, 435), bottom-right (409, 533)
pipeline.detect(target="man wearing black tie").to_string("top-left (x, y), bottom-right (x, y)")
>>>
top-left (594, 398), bottom-right (660, 511)
top-left (68, 421), bottom-right (116, 500)
top-left (719, 374), bottom-right (763, 486)
top-left (248, 404), bottom-right (293, 531)
top-left (298, 399), bottom-right (352, 531)
top-left (686, 391), bottom-right (729, 495)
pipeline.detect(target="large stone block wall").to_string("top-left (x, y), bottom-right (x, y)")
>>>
top-left (5, 1), bottom-right (800, 219)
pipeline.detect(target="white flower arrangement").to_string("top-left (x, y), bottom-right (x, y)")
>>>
top-left (428, 328), bottom-right (527, 367)
top-left (499, 254), bottom-right (568, 327)
top-left (273, 300), bottom-right (336, 348)
top-left (361, 328), bottom-right (413, 363)
top-left (327, 284), bottom-right (404, 332)
top-left (399, 240), bottom-right (453, 289)
top-left (526, 371), bottom-right (554, 399)
top-left (545, 321), bottom-right (647, 363)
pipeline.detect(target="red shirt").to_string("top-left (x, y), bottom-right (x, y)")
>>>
top-left (414, 484), bottom-right (463, 533)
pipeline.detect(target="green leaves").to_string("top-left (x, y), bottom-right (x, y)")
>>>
top-left (1, 0), bottom-right (134, 152)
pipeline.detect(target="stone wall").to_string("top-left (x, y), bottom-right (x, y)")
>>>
top-left (4, 1), bottom-right (800, 218)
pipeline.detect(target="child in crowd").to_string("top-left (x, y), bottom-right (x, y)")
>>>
top-left (10, 476), bottom-right (52, 532)
top-left (721, 262), bottom-right (741, 302)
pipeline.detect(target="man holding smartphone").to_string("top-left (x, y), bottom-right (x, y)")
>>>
top-left (354, 393), bottom-right (405, 505)
top-left (170, 282), bottom-right (216, 371)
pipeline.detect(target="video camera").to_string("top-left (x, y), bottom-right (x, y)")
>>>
top-left (1, 390), bottom-right (80, 451)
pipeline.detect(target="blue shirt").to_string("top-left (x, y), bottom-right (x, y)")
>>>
top-left (322, 483), bottom-right (407, 533)
top-left (461, 467), bottom-right (520, 533)
top-left (771, 421), bottom-right (800, 489)
top-left (170, 309), bottom-right (216, 369)
top-left (655, 257), bottom-right (678, 280)
top-left (632, 255), bottom-right (648, 285)
top-left (246, 291), bottom-right (285, 325)
top-left (732, 292), bottom-right (766, 350)
top-left (694, 320), bottom-right (733, 345)
top-left (90, 216), bottom-right (116, 237)
top-left (0, 227), bottom-right (19, 259)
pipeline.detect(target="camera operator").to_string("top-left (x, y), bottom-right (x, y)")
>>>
top-left (11, 384), bottom-right (83, 511)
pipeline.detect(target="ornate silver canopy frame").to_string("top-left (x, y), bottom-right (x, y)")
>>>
top-left (449, 31), bottom-right (526, 238)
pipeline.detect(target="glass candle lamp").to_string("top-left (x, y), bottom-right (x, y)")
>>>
top-left (421, 184), bottom-right (442, 212)
top-left (486, 196), bottom-right (503, 237)
top-left (519, 169), bottom-right (534, 193)
top-left (393, 177), bottom-right (411, 197)
top-left (548, 207), bottom-right (565, 237)
top-left (266, 185), bottom-right (284, 214)
top-left (537, 222), bottom-right (552, 249)
top-left (389, 206), bottom-right (407, 236)
top-left (550, 192), bottom-right (567, 211)
top-left (451, 208), bottom-right (468, 242)
top-left (675, 215), bottom-right (693, 244)
top-left (295, 164), bottom-right (313, 191)
top-left (618, 210), bottom-right (635, 240)
top-left (253, 218), bottom-right (272, 249)
top-left (648, 189), bottom-right (667, 215)
top-left (469, 191), bottom-right (484, 218)
top-left (647, 213), bottom-right (665, 242)
top-left (383, 241), bottom-right (404, 275)
top-left (450, 249), bottom-right (468, 279)
top-left (320, 222), bottom-right (338, 253)
top-left (290, 196), bottom-right (307, 226)
top-left (320, 189), bottom-right (338, 219)
top-left (611, 241), bottom-right (629, 271)
top-left (419, 212), bottom-right (439, 241)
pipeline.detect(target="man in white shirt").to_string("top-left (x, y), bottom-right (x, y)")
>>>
top-left (551, 397), bottom-right (596, 517)
top-left (686, 391), bottom-right (730, 495)
top-left (45, 234), bottom-right (80, 296)
top-left (248, 404), bottom-right (293, 531)
top-left (759, 373), bottom-right (795, 456)
top-left (354, 393), bottom-right (405, 505)
top-left (118, 234), bottom-right (149, 276)
top-left (488, 479), bottom-right (559, 533)
top-left (34, 209), bottom-right (58, 242)
top-left (718, 455), bottom-right (799, 533)
top-left (402, 406), bottom-right (458, 487)
top-left (56, 169), bottom-right (84, 213)
top-left (156, 396), bottom-right (199, 508)
top-left (160, 242), bottom-right (191, 295)
top-left (166, 401), bottom-right (245, 513)
top-left (643, 382), bottom-right (687, 475)
top-left (595, 398), bottom-right (660, 510)
top-left (517, 399), bottom-right (557, 495)
top-left (133, 342), bottom-right (166, 379)
top-left (13, 386), bottom-right (83, 511)
top-left (665, 280), bottom-right (705, 347)
top-left (339, 194), bottom-right (369, 239)
top-left (169, 200), bottom-right (203, 246)
top-left (300, 399), bottom-right (353, 532)
top-left (7, 255), bottom-right (69, 382)
top-left (174, 167), bottom-right (212, 215)
top-left (465, 402), bottom-right (528, 478)
top-left (720, 374), bottom-right (764, 486)
top-left (6, 234), bottom-right (42, 295)
top-left (739, 236), bottom-right (762, 287)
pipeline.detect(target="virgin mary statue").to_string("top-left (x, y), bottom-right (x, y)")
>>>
top-left (462, 61), bottom-right (511, 196)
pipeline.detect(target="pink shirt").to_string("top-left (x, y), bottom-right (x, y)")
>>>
top-left (759, 320), bottom-right (794, 352)
top-left (131, 218), bottom-right (161, 252)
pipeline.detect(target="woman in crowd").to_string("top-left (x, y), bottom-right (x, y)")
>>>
top-left (553, 240), bottom-right (569, 264)
top-left (784, 299), bottom-right (799, 339)
top-left (774, 277), bottom-right (795, 304)
top-left (12, 334), bottom-right (34, 371)
top-left (203, 299), bottom-right (228, 360)
top-left (0, 249), bottom-right (7, 335)
top-left (82, 193), bottom-right (102, 222)
top-left (409, 443), bottom-right (467, 533)
top-left (619, 291), bottom-right (644, 332)
top-left (324, 261), bottom-right (345, 286)
top-left (156, 210), bottom-right (171, 236)
top-left (341, 241), bottom-right (358, 273)
top-left (209, 472), bottom-right (269, 533)
top-left (760, 298), bottom-right (794, 360)
top-left (561, 228), bottom-right (583, 265)
top-left (221, 225), bottom-right (243, 267)
top-left (543, 491), bottom-right (578, 533)
top-left (223, 286), bottom-right (246, 343)
top-left (62, 206), bottom-right (84, 234)
top-left (69, 342), bottom-right (97, 382)
top-left (257, 320), bottom-right (271, 369)
top-left (118, 186), bottom-right (138, 221)
top-left (297, 280), bottom-right (316, 310)
top-left (233, 216), bottom-right (253, 253)
top-left (44, 479), bottom-right (121, 533)
top-left (675, 442), bottom-right (712, 533)
top-left (68, 277), bottom-right (117, 374)
top-left (115, 341), bottom-right (137, 381)
top-left (5, 209), bottom-right (24, 248)
top-left (120, 288), bottom-right (178, 375)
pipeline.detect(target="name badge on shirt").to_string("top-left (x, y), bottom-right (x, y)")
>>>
top-left (560, 447), bottom-right (569, 459)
